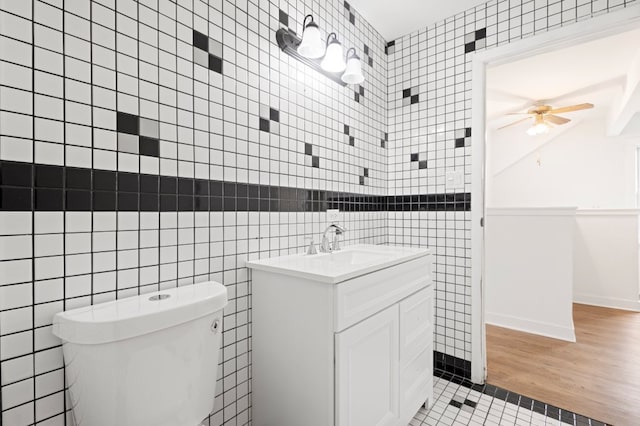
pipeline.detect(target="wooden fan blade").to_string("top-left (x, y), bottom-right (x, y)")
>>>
top-left (548, 103), bottom-right (594, 114)
top-left (505, 112), bottom-right (532, 115)
top-left (545, 114), bottom-right (570, 125)
top-left (498, 117), bottom-right (531, 130)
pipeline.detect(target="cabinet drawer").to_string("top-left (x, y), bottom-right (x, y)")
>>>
top-left (400, 346), bottom-right (433, 423)
top-left (399, 286), bottom-right (433, 366)
top-left (334, 256), bottom-right (430, 332)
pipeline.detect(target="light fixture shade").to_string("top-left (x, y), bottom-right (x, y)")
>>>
top-left (342, 49), bottom-right (364, 84)
top-left (321, 34), bottom-right (346, 73)
top-left (297, 19), bottom-right (324, 59)
top-left (527, 122), bottom-right (549, 136)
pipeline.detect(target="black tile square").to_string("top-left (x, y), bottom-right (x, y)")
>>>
top-left (349, 12), bottom-right (355, 24)
top-left (93, 170), bottom-right (116, 191)
top-left (35, 165), bottom-right (63, 188)
top-left (237, 183), bottom-right (248, 197)
top-left (259, 118), bottom-right (270, 132)
top-left (118, 192), bottom-right (138, 211)
top-left (449, 400), bottom-right (462, 409)
top-left (66, 167), bottom-right (91, 190)
top-left (359, 176), bottom-right (364, 185)
top-left (270, 108), bottom-right (279, 122)
top-left (475, 27), bottom-right (486, 40)
top-left (208, 54), bottom-right (223, 73)
top-left (368, 57), bottom-right (373, 67)
top-left (140, 193), bottom-right (159, 211)
top-left (160, 194), bottom-right (177, 211)
top-left (117, 112), bottom-right (139, 135)
top-left (193, 29), bottom-right (208, 51)
top-left (363, 168), bottom-right (368, 177)
top-left (359, 86), bottom-right (364, 96)
top-left (349, 136), bottom-right (355, 146)
top-left (178, 178), bottom-right (194, 195)
top-left (402, 88), bottom-right (411, 98)
top-left (0, 162), bottom-right (32, 187)
top-left (140, 175), bottom-right (159, 193)
top-left (195, 179), bottom-right (208, 196)
top-left (210, 181), bottom-right (223, 196)
top-left (195, 196), bottom-right (208, 211)
top-left (419, 160), bottom-right (427, 169)
top-left (455, 138), bottom-right (465, 148)
top-left (463, 399), bottom-right (477, 408)
top-left (210, 196), bottom-right (223, 211)
top-left (410, 153), bottom-right (419, 162)
top-left (223, 197), bottom-right (235, 211)
top-left (311, 155), bottom-right (319, 168)
top-left (411, 94), bottom-right (419, 104)
top-left (354, 93), bottom-right (360, 102)
top-left (278, 9), bottom-right (288, 26)
top-left (118, 172), bottom-right (138, 192)
top-left (93, 191), bottom-right (116, 211)
top-left (140, 137), bottom-right (160, 157)
top-left (160, 176), bottom-right (177, 194)
top-left (178, 195), bottom-right (193, 211)
top-left (0, 187), bottom-right (31, 210)
top-left (35, 188), bottom-right (63, 211)
top-left (363, 44), bottom-right (369, 55)
top-left (224, 182), bottom-right (236, 197)
top-left (344, 1), bottom-right (350, 10)
top-left (465, 41), bottom-right (476, 53)
top-left (381, 140), bottom-right (386, 148)
top-left (465, 127), bottom-right (472, 137)
top-left (344, 124), bottom-right (350, 134)
top-left (66, 190), bottom-right (91, 211)
top-left (305, 143), bottom-right (313, 155)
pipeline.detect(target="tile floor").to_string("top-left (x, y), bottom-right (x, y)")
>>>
top-left (411, 371), bottom-right (610, 426)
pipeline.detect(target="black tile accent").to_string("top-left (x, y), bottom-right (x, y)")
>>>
top-left (118, 172), bottom-right (139, 192)
top-left (363, 44), bottom-right (369, 55)
top-left (192, 29), bottom-right (208, 51)
top-left (278, 9), bottom-right (288, 27)
top-left (93, 170), bottom-right (117, 191)
top-left (434, 351), bottom-right (472, 378)
top-left (270, 108), bottom-right (279, 122)
top-left (0, 187), bottom-right (31, 210)
top-left (465, 41), bottom-right (476, 53)
top-left (93, 191), bottom-right (116, 211)
top-left (449, 400), bottom-right (463, 408)
top-left (160, 194), bottom-right (177, 211)
top-left (195, 179), bottom-right (208, 196)
top-left (349, 136), bottom-right (355, 146)
top-left (465, 127), bottom-right (472, 137)
top-left (363, 168), bottom-right (368, 177)
top-left (209, 54), bottom-right (223, 73)
top-left (344, 1), bottom-right (350, 10)
top-left (35, 188), bottom-right (63, 211)
top-left (178, 195), bottom-right (193, 211)
top-left (178, 178), bottom-right (194, 195)
top-left (410, 94), bottom-right (419, 104)
top-left (210, 181), bottom-right (222, 196)
top-left (359, 86), bottom-right (364, 96)
top-left (66, 167), bottom-right (91, 190)
top-left (354, 92), bottom-right (360, 103)
top-left (311, 156), bottom-right (319, 168)
top-left (66, 190), bottom-right (91, 211)
top-left (35, 165), bottom-right (63, 188)
top-left (160, 176), bottom-right (177, 194)
top-left (140, 193), bottom-right (158, 211)
top-left (418, 160), bottom-right (427, 169)
top-left (475, 27), bottom-right (487, 40)
top-left (402, 88), bottom-right (411, 98)
top-left (259, 118), bottom-right (270, 132)
top-left (410, 153), bottom-right (419, 162)
top-left (349, 12), bottom-right (355, 25)
top-left (305, 143), bottom-right (313, 155)
top-left (455, 138), bottom-right (465, 148)
top-left (0, 161), bottom-right (32, 187)
top-left (140, 137), bottom-right (160, 157)
top-left (344, 124), bottom-right (350, 134)
top-left (387, 40), bottom-right (395, 47)
top-left (368, 57), bottom-right (373, 67)
top-left (140, 175), bottom-right (159, 193)
top-left (359, 176), bottom-right (364, 185)
top-left (506, 392), bottom-right (520, 405)
top-left (117, 112), bottom-right (139, 135)
top-left (463, 399), bottom-right (477, 408)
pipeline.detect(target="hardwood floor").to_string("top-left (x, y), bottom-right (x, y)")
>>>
top-left (486, 303), bottom-right (640, 425)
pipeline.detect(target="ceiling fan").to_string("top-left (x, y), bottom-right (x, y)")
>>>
top-left (499, 102), bottom-right (594, 135)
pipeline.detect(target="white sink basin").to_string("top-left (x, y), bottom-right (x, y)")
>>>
top-left (245, 244), bottom-right (430, 283)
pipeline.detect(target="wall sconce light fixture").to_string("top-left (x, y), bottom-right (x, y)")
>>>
top-left (275, 15), bottom-right (364, 86)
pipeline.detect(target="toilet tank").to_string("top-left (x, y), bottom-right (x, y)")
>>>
top-left (52, 281), bottom-right (228, 426)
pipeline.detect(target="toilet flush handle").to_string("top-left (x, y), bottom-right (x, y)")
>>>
top-left (211, 319), bottom-right (221, 334)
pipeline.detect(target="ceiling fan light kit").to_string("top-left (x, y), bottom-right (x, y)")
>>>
top-left (498, 103), bottom-right (594, 136)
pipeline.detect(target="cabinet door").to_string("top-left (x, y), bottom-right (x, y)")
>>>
top-left (335, 305), bottom-right (399, 426)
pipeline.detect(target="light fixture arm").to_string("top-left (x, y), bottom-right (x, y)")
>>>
top-left (302, 14), bottom-right (315, 28)
top-left (326, 32), bottom-right (339, 46)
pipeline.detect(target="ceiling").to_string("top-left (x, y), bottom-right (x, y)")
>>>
top-left (348, 0), bottom-right (486, 41)
top-left (487, 28), bottom-right (640, 128)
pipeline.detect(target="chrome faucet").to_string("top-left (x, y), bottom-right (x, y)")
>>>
top-left (320, 223), bottom-right (347, 253)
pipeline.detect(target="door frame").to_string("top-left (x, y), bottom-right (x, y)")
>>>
top-left (470, 3), bottom-right (640, 383)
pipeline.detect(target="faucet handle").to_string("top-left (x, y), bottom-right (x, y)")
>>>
top-left (305, 238), bottom-right (318, 255)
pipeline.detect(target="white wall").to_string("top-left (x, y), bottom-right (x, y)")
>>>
top-left (574, 210), bottom-right (640, 311)
top-left (487, 117), bottom-right (638, 209)
top-left (484, 208), bottom-right (577, 342)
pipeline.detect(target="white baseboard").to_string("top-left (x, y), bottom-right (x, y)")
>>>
top-left (485, 312), bottom-right (576, 342)
top-left (573, 294), bottom-right (640, 312)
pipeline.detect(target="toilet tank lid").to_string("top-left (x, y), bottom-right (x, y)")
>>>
top-left (52, 281), bottom-right (228, 345)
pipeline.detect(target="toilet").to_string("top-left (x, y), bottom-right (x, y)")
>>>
top-left (52, 281), bottom-right (228, 426)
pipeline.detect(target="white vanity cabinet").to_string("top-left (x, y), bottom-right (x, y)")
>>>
top-left (247, 245), bottom-right (433, 426)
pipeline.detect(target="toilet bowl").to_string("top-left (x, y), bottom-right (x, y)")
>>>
top-left (52, 281), bottom-right (228, 426)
